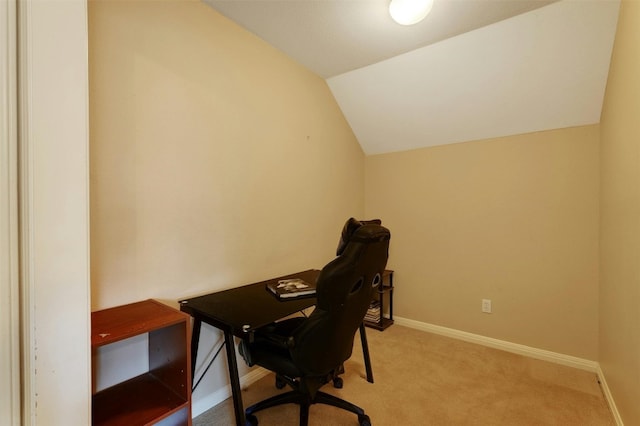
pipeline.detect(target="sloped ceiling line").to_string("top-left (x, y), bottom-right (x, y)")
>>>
top-left (204, 0), bottom-right (620, 155)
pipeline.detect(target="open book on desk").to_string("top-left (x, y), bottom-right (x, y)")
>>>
top-left (267, 278), bottom-right (316, 300)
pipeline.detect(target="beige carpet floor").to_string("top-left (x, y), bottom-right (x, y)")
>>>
top-left (194, 325), bottom-right (614, 425)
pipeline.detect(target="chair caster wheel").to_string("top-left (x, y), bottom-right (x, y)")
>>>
top-left (358, 414), bottom-right (371, 426)
top-left (275, 376), bottom-right (286, 389)
top-left (332, 377), bottom-right (343, 389)
top-left (246, 414), bottom-right (258, 426)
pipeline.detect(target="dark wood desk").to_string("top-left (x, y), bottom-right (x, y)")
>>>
top-left (179, 269), bottom-right (373, 426)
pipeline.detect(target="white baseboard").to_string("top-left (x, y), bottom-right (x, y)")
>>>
top-left (394, 316), bottom-right (626, 425)
top-left (394, 316), bottom-right (598, 371)
top-left (191, 366), bottom-right (270, 418)
top-left (596, 364), bottom-right (624, 426)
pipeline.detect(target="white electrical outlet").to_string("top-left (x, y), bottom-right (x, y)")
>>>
top-left (482, 299), bottom-right (492, 313)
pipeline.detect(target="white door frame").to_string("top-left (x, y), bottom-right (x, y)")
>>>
top-left (0, 0), bottom-right (21, 424)
top-left (3, 0), bottom-right (91, 423)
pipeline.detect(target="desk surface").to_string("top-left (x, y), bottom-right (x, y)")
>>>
top-left (179, 269), bottom-right (320, 337)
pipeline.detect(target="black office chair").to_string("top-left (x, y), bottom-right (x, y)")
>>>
top-left (238, 218), bottom-right (390, 426)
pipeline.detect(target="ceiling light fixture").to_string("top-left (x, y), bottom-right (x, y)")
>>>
top-left (389, 0), bottom-right (434, 26)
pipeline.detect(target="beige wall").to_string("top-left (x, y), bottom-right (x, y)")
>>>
top-left (599, 1), bottom-right (640, 424)
top-left (89, 0), bottom-right (363, 311)
top-left (88, 0), bottom-right (363, 411)
top-left (365, 125), bottom-right (600, 359)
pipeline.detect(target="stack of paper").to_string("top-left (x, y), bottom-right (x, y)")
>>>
top-left (365, 300), bottom-right (381, 323)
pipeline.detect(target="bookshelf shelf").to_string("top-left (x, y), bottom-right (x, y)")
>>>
top-left (92, 299), bottom-right (192, 426)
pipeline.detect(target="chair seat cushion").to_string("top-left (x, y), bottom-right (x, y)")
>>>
top-left (239, 317), bottom-right (307, 378)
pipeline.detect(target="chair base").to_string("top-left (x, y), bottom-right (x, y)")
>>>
top-left (245, 389), bottom-right (371, 426)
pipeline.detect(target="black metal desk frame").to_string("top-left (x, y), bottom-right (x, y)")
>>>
top-left (179, 269), bottom-right (374, 426)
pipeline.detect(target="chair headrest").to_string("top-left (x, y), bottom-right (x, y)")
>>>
top-left (336, 217), bottom-right (383, 256)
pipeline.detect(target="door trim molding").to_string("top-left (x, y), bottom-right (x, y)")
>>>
top-left (0, 1), bottom-right (21, 424)
top-left (17, 0), bottom-right (36, 422)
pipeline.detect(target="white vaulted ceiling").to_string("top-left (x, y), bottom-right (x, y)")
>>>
top-left (203, 0), bottom-right (620, 155)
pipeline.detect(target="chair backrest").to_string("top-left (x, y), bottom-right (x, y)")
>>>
top-left (336, 217), bottom-right (382, 256)
top-left (290, 219), bottom-right (390, 376)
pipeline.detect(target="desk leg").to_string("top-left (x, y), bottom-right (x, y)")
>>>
top-left (224, 329), bottom-right (246, 426)
top-left (191, 318), bottom-right (202, 383)
top-left (359, 323), bottom-right (374, 383)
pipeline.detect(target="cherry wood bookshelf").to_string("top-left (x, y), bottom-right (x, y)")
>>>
top-left (92, 299), bottom-right (192, 426)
